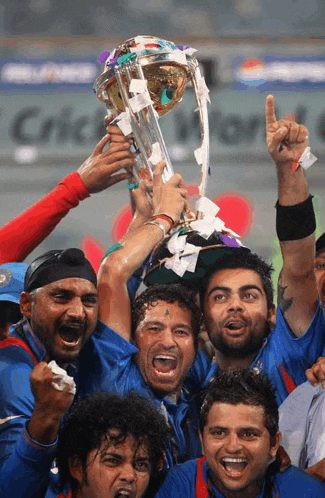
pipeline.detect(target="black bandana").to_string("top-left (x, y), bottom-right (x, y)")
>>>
top-left (24, 248), bottom-right (97, 292)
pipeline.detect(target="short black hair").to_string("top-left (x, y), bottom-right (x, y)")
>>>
top-left (0, 302), bottom-right (22, 330)
top-left (132, 283), bottom-right (203, 346)
top-left (316, 233), bottom-right (325, 255)
top-left (199, 248), bottom-right (274, 312)
top-left (57, 391), bottom-right (168, 492)
top-left (200, 369), bottom-right (279, 444)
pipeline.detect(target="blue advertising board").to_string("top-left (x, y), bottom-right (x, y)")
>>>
top-left (0, 58), bottom-right (99, 92)
top-left (233, 55), bottom-right (325, 91)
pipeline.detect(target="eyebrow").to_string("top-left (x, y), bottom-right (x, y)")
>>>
top-left (143, 320), bottom-right (191, 330)
top-left (207, 284), bottom-right (263, 298)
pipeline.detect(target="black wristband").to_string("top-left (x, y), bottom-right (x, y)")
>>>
top-left (276, 195), bottom-right (316, 241)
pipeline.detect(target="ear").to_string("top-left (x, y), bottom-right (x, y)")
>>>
top-left (199, 431), bottom-right (205, 456)
top-left (267, 303), bottom-right (276, 328)
top-left (270, 430), bottom-right (282, 459)
top-left (68, 456), bottom-right (84, 485)
top-left (20, 291), bottom-right (33, 318)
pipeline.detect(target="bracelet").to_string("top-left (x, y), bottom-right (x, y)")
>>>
top-left (127, 182), bottom-right (140, 191)
top-left (276, 195), bottom-right (316, 241)
top-left (151, 213), bottom-right (175, 229)
top-left (102, 242), bottom-right (122, 261)
top-left (143, 220), bottom-right (166, 239)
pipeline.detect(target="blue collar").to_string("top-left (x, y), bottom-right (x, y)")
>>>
top-left (203, 460), bottom-right (269, 498)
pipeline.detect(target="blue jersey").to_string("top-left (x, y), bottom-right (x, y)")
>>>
top-left (77, 321), bottom-right (202, 470)
top-left (154, 458), bottom-right (325, 498)
top-left (186, 303), bottom-right (325, 406)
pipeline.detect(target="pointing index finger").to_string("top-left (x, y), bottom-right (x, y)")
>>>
top-left (265, 94), bottom-right (277, 127)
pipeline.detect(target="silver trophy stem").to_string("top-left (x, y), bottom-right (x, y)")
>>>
top-left (114, 61), bottom-right (174, 184)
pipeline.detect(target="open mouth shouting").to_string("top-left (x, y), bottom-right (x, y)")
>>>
top-left (58, 322), bottom-right (86, 348)
top-left (221, 457), bottom-right (248, 478)
top-left (152, 354), bottom-right (178, 375)
top-left (224, 319), bottom-right (246, 336)
top-left (114, 488), bottom-right (134, 498)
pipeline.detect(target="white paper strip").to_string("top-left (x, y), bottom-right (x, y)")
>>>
top-left (148, 142), bottom-right (163, 165)
top-left (182, 252), bottom-right (200, 273)
top-left (171, 51), bottom-right (187, 66)
top-left (165, 254), bottom-right (188, 277)
top-left (197, 76), bottom-right (211, 104)
top-left (129, 91), bottom-right (153, 113)
top-left (183, 47), bottom-right (197, 56)
top-left (48, 360), bottom-right (76, 395)
top-left (196, 197), bottom-right (220, 218)
top-left (117, 117), bottom-right (133, 136)
top-left (129, 78), bottom-right (148, 94)
top-left (167, 232), bottom-right (187, 255)
top-left (299, 146), bottom-right (318, 170)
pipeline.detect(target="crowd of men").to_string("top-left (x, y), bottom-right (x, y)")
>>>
top-left (1, 94), bottom-right (325, 497)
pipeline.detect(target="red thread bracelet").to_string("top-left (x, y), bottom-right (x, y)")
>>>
top-left (151, 214), bottom-right (175, 229)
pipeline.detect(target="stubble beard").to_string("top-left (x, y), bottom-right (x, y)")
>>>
top-left (208, 320), bottom-right (271, 359)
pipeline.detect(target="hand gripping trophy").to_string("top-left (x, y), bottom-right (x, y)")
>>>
top-left (94, 35), bottom-right (243, 287)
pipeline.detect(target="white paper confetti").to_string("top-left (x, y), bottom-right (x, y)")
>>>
top-left (48, 360), bottom-right (76, 395)
top-left (167, 232), bottom-right (187, 255)
top-left (196, 197), bottom-right (220, 218)
top-left (183, 47), bottom-right (198, 56)
top-left (171, 51), bottom-right (187, 66)
top-left (298, 146), bottom-right (318, 170)
top-left (165, 254), bottom-right (188, 277)
top-left (129, 78), bottom-right (148, 94)
top-left (148, 142), bottom-right (163, 165)
top-left (128, 91), bottom-right (153, 113)
top-left (197, 76), bottom-right (211, 104)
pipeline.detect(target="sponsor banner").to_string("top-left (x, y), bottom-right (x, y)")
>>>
top-left (2, 89), bottom-right (325, 161)
top-left (0, 59), bottom-right (99, 91)
top-left (233, 56), bottom-right (325, 91)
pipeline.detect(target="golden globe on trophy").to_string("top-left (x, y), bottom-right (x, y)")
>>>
top-left (94, 36), bottom-right (243, 286)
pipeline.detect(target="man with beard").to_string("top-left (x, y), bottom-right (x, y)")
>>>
top-left (184, 95), bottom-right (325, 406)
top-left (0, 248), bottom-right (99, 498)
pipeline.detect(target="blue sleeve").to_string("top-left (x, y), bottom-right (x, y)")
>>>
top-left (184, 349), bottom-right (216, 394)
top-left (258, 302), bottom-right (325, 405)
top-left (275, 466), bottom-right (325, 496)
top-left (0, 358), bottom-right (57, 498)
top-left (77, 321), bottom-right (142, 396)
top-left (154, 461), bottom-right (196, 498)
top-left (127, 258), bottom-right (150, 301)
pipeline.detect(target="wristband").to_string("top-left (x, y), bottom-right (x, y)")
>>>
top-left (276, 195), bottom-right (316, 241)
top-left (102, 242), bottom-right (122, 261)
top-left (151, 213), bottom-right (175, 229)
top-left (127, 182), bottom-right (140, 191)
top-left (143, 220), bottom-right (166, 239)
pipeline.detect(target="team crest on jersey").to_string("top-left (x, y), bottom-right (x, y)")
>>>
top-left (0, 269), bottom-right (12, 287)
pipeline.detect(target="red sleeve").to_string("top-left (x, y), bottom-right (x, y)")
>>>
top-left (0, 172), bottom-right (90, 263)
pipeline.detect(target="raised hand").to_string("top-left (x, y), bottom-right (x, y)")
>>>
top-left (77, 133), bottom-right (135, 193)
top-left (27, 362), bottom-right (75, 444)
top-left (265, 94), bottom-right (309, 165)
top-left (152, 160), bottom-right (191, 223)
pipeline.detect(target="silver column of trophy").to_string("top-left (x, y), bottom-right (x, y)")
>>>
top-left (94, 35), bottom-right (210, 201)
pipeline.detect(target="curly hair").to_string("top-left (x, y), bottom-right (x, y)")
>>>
top-left (200, 369), bottom-right (279, 444)
top-left (57, 391), bottom-right (168, 492)
top-left (199, 248), bottom-right (274, 312)
top-left (131, 283), bottom-right (203, 347)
